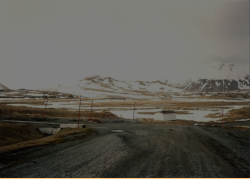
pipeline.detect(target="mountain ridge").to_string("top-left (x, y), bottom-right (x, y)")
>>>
top-left (26, 62), bottom-right (249, 97)
top-left (166, 62), bottom-right (249, 92)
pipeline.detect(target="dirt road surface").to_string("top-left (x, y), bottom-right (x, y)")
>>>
top-left (0, 122), bottom-right (249, 177)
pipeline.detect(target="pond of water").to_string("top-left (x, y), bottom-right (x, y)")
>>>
top-left (6, 101), bottom-right (246, 122)
top-left (111, 105), bottom-right (246, 122)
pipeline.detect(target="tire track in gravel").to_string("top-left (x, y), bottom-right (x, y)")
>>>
top-left (0, 123), bottom-right (249, 177)
top-left (0, 133), bottom-right (130, 177)
top-left (190, 127), bottom-right (250, 177)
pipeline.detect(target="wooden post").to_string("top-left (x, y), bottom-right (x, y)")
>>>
top-left (42, 98), bottom-right (48, 120)
top-left (9, 108), bottom-right (11, 122)
top-left (133, 102), bottom-right (136, 120)
top-left (221, 104), bottom-right (224, 128)
top-left (89, 100), bottom-right (93, 120)
top-left (222, 105), bottom-right (224, 119)
top-left (78, 95), bottom-right (81, 128)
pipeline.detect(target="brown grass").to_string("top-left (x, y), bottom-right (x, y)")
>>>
top-left (222, 107), bottom-right (250, 121)
top-left (174, 111), bottom-right (192, 114)
top-left (137, 112), bottom-right (156, 115)
top-left (1, 97), bottom-right (247, 108)
top-left (0, 123), bottom-right (94, 154)
top-left (138, 118), bottom-right (196, 125)
top-left (82, 87), bottom-right (118, 94)
top-left (0, 98), bottom-right (80, 105)
top-left (231, 126), bottom-right (250, 131)
top-left (204, 113), bottom-right (222, 118)
top-left (1, 98), bottom-right (247, 120)
top-left (0, 104), bottom-right (118, 119)
top-left (137, 111), bottom-right (191, 115)
top-left (93, 100), bottom-right (247, 107)
top-left (0, 123), bottom-right (47, 146)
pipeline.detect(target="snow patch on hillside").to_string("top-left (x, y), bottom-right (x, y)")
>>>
top-left (167, 62), bottom-right (249, 92)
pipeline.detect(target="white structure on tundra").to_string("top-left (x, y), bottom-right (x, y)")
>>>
top-left (154, 110), bottom-right (176, 121)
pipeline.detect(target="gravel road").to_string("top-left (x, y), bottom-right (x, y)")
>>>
top-left (0, 122), bottom-right (249, 177)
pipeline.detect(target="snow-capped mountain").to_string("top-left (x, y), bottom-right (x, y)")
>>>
top-left (53, 75), bottom-right (183, 99)
top-left (166, 62), bottom-right (249, 92)
top-left (0, 83), bottom-right (10, 91)
top-left (14, 62), bottom-right (248, 98)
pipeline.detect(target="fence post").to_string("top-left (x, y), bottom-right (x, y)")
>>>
top-left (133, 102), bottom-right (136, 120)
top-left (78, 95), bottom-right (81, 128)
top-left (42, 98), bottom-right (48, 120)
top-left (221, 104), bottom-right (224, 128)
top-left (89, 100), bottom-right (93, 121)
top-left (9, 108), bottom-right (11, 122)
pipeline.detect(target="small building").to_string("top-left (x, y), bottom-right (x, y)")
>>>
top-left (154, 110), bottom-right (176, 121)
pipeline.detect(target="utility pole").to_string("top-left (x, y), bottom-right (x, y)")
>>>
top-left (221, 103), bottom-right (224, 128)
top-left (42, 98), bottom-right (48, 120)
top-left (222, 105), bottom-right (224, 119)
top-left (9, 108), bottom-right (11, 122)
top-left (133, 102), bottom-right (136, 120)
top-left (78, 95), bottom-right (81, 128)
top-left (89, 100), bottom-right (94, 121)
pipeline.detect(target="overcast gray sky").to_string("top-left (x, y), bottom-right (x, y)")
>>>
top-left (0, 0), bottom-right (249, 89)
